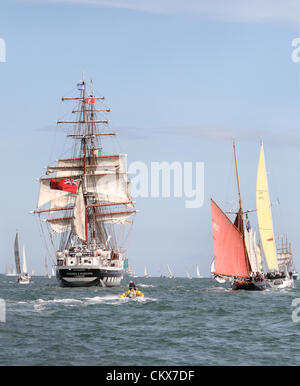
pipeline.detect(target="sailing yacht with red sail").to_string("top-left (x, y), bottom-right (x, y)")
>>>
top-left (211, 142), bottom-right (266, 291)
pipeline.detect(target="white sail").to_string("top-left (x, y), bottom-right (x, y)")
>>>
top-left (96, 211), bottom-right (134, 225)
top-left (48, 218), bottom-right (72, 233)
top-left (48, 210), bottom-right (135, 235)
top-left (244, 228), bottom-right (261, 273)
top-left (186, 270), bottom-right (192, 279)
top-left (144, 266), bottom-right (150, 277)
top-left (72, 186), bottom-right (86, 242)
top-left (167, 264), bottom-right (174, 278)
top-left (22, 245), bottom-right (28, 274)
top-left (47, 155), bottom-right (128, 177)
top-left (196, 265), bottom-right (202, 278)
top-left (86, 173), bottom-right (132, 205)
top-left (256, 241), bottom-right (264, 273)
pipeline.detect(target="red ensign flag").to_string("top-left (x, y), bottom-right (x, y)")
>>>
top-left (84, 97), bottom-right (95, 104)
top-left (50, 178), bottom-right (80, 194)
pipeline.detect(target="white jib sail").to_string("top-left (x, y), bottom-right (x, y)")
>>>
top-left (244, 228), bottom-right (260, 273)
top-left (22, 245), bottom-right (28, 274)
top-left (72, 186), bottom-right (86, 242)
top-left (167, 264), bottom-right (174, 278)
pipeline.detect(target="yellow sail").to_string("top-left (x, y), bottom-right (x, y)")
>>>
top-left (256, 143), bottom-right (278, 271)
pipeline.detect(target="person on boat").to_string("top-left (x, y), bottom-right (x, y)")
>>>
top-left (129, 281), bottom-right (136, 290)
top-left (120, 286), bottom-right (144, 298)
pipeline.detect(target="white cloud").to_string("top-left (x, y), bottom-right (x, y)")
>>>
top-left (32, 0), bottom-right (300, 24)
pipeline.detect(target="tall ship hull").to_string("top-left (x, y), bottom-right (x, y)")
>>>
top-left (56, 246), bottom-right (124, 287)
top-left (32, 78), bottom-right (136, 288)
top-left (57, 267), bottom-right (123, 287)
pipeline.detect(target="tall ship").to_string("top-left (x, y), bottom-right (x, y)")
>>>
top-left (211, 141), bottom-right (266, 291)
top-left (32, 79), bottom-right (137, 287)
top-left (276, 235), bottom-right (297, 280)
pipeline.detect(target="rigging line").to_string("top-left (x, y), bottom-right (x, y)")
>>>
top-left (35, 215), bottom-right (55, 265)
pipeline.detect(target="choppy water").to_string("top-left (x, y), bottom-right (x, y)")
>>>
top-left (0, 274), bottom-right (299, 366)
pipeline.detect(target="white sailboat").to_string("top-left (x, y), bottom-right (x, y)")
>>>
top-left (256, 142), bottom-right (294, 289)
top-left (45, 255), bottom-right (51, 278)
top-left (185, 270), bottom-right (192, 279)
top-left (196, 265), bottom-right (203, 278)
top-left (167, 264), bottom-right (174, 279)
top-left (15, 235), bottom-right (30, 284)
top-left (144, 266), bottom-right (150, 278)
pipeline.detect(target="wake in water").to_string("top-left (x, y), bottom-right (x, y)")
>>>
top-left (10, 294), bottom-right (157, 314)
top-left (136, 283), bottom-right (154, 288)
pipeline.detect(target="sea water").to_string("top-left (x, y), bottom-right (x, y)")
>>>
top-left (0, 274), bottom-right (299, 366)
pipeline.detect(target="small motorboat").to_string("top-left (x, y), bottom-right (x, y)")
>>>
top-left (120, 289), bottom-right (144, 298)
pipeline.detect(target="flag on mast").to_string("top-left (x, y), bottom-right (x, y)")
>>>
top-left (50, 178), bottom-right (80, 194)
top-left (85, 97), bottom-right (95, 104)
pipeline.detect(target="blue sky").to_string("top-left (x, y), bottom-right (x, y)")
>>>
top-left (1, 0), bottom-right (300, 276)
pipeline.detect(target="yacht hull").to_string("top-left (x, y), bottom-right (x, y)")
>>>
top-left (231, 279), bottom-right (266, 291)
top-left (266, 278), bottom-right (294, 289)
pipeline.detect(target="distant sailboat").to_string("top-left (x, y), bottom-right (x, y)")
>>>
top-left (185, 270), bottom-right (192, 279)
top-left (45, 256), bottom-right (51, 278)
top-left (256, 142), bottom-right (294, 289)
top-left (167, 264), bottom-right (174, 279)
top-left (14, 233), bottom-right (30, 284)
top-left (196, 265), bottom-right (203, 278)
top-left (144, 266), bottom-right (150, 278)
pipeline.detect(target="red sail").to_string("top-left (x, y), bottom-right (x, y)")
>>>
top-left (211, 199), bottom-right (250, 278)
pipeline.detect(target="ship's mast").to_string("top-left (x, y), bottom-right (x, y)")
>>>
top-left (233, 140), bottom-right (251, 275)
top-left (57, 79), bottom-right (108, 248)
top-left (233, 140), bottom-right (243, 216)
